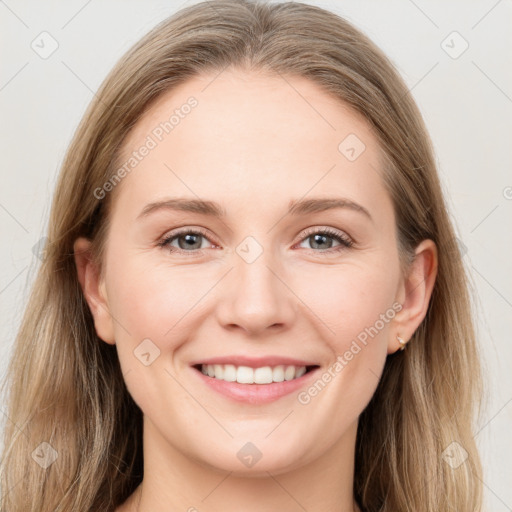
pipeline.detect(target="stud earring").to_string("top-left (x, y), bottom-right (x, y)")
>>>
top-left (397, 335), bottom-right (407, 351)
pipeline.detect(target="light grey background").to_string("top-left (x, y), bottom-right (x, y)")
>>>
top-left (1, 0), bottom-right (511, 510)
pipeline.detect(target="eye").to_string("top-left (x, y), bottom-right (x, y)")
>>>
top-left (158, 228), bottom-right (217, 255)
top-left (296, 227), bottom-right (354, 254)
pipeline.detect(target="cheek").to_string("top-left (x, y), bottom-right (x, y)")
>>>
top-left (103, 255), bottom-right (210, 410)
top-left (293, 266), bottom-right (394, 429)
top-left (104, 253), bottom-right (217, 352)
top-left (106, 250), bottom-right (397, 353)
top-left (295, 261), bottom-right (398, 348)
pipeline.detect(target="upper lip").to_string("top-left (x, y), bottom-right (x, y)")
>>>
top-left (190, 355), bottom-right (320, 368)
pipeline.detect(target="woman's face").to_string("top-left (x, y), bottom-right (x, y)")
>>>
top-left (76, 68), bottom-right (434, 476)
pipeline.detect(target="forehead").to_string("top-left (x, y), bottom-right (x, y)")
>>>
top-left (112, 68), bottom-right (390, 220)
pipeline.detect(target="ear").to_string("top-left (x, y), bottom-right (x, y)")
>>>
top-left (388, 239), bottom-right (438, 354)
top-left (74, 237), bottom-right (115, 345)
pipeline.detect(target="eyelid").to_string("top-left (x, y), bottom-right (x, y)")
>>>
top-left (296, 225), bottom-right (353, 243)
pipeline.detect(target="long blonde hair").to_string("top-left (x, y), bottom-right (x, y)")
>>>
top-left (0, 1), bottom-right (484, 510)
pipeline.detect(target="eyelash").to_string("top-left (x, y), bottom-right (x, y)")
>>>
top-left (157, 226), bottom-right (354, 256)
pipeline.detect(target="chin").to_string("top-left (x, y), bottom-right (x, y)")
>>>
top-left (190, 437), bottom-right (310, 477)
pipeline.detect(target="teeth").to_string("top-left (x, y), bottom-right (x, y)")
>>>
top-left (254, 366), bottom-right (273, 384)
top-left (295, 366), bottom-right (306, 378)
top-left (223, 364), bottom-right (236, 382)
top-left (200, 364), bottom-right (309, 384)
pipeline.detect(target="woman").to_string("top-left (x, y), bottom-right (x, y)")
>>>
top-left (0, 1), bottom-right (484, 511)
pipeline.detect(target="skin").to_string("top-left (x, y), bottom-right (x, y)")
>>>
top-left (74, 68), bottom-right (437, 512)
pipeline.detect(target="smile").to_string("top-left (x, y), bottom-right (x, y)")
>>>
top-left (197, 363), bottom-right (317, 384)
top-left (191, 363), bottom-right (320, 404)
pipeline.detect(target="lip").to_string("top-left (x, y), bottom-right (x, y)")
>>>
top-left (189, 355), bottom-right (319, 368)
top-left (190, 364), bottom-right (321, 405)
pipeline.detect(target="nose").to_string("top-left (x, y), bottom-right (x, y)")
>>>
top-left (214, 247), bottom-right (297, 336)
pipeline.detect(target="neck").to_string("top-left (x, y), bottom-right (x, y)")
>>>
top-left (127, 416), bottom-right (360, 512)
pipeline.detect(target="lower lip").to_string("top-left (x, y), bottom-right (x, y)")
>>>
top-left (191, 366), bottom-right (320, 404)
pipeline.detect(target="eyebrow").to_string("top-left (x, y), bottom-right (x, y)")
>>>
top-left (137, 197), bottom-right (373, 222)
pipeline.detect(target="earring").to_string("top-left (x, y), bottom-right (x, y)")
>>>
top-left (397, 335), bottom-right (407, 351)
